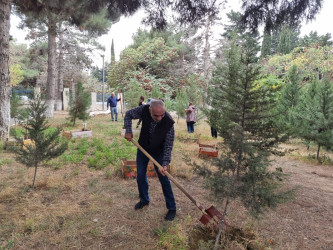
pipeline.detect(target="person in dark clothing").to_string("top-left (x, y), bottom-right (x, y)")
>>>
top-left (107, 92), bottom-right (121, 121)
top-left (124, 99), bottom-right (177, 221)
top-left (208, 108), bottom-right (218, 138)
top-left (211, 126), bottom-right (218, 138)
top-left (138, 95), bottom-right (145, 106)
top-left (136, 96), bottom-right (145, 128)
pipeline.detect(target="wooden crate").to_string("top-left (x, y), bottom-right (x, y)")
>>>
top-left (62, 130), bottom-right (72, 139)
top-left (121, 158), bottom-right (170, 178)
top-left (198, 144), bottom-right (218, 158)
top-left (5, 138), bottom-right (34, 150)
top-left (5, 139), bottom-right (17, 150)
top-left (198, 143), bottom-right (216, 149)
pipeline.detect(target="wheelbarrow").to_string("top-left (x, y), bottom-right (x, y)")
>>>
top-left (131, 139), bottom-right (223, 230)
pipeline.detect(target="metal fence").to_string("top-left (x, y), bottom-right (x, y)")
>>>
top-left (11, 88), bottom-right (34, 100)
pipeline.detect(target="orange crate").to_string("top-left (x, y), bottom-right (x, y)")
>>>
top-left (198, 144), bottom-right (218, 158)
top-left (121, 158), bottom-right (170, 178)
top-left (5, 138), bottom-right (34, 150)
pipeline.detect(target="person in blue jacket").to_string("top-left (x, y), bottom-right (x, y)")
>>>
top-left (107, 92), bottom-right (121, 121)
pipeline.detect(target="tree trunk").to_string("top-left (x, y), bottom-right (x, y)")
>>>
top-left (45, 19), bottom-right (57, 117)
top-left (0, 0), bottom-right (11, 141)
top-left (317, 144), bottom-right (321, 160)
top-left (32, 164), bottom-right (38, 189)
top-left (181, 51), bottom-right (185, 76)
top-left (203, 16), bottom-right (211, 81)
top-left (56, 25), bottom-right (64, 111)
top-left (71, 78), bottom-right (75, 100)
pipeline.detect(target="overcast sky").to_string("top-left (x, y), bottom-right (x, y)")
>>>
top-left (10, 0), bottom-right (333, 67)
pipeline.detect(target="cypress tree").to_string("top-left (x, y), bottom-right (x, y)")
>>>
top-left (270, 25), bottom-right (300, 55)
top-left (277, 64), bottom-right (302, 136)
top-left (111, 39), bottom-right (115, 65)
top-left (68, 80), bottom-right (91, 127)
top-left (261, 29), bottom-right (272, 58)
top-left (15, 96), bottom-right (68, 188)
top-left (277, 26), bottom-right (292, 54)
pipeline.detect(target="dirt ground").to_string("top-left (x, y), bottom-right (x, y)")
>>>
top-left (1, 112), bottom-right (333, 249)
top-left (255, 154), bottom-right (333, 249)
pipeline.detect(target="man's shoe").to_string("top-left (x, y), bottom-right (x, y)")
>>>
top-left (164, 210), bottom-right (176, 221)
top-left (134, 201), bottom-right (149, 210)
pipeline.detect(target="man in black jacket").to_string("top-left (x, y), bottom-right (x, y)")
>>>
top-left (124, 99), bottom-right (176, 221)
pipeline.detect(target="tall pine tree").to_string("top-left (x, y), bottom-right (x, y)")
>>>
top-left (261, 29), bottom-right (272, 58)
top-left (277, 26), bottom-right (292, 54)
top-left (295, 78), bottom-right (333, 160)
top-left (277, 64), bottom-right (302, 136)
top-left (198, 34), bottom-right (293, 248)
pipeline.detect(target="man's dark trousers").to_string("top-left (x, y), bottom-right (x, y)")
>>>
top-left (136, 149), bottom-right (176, 210)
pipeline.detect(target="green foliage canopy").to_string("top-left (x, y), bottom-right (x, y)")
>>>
top-left (107, 37), bottom-right (178, 90)
top-left (261, 45), bottom-right (333, 82)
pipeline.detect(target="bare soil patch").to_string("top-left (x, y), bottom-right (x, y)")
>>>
top-left (254, 155), bottom-right (333, 249)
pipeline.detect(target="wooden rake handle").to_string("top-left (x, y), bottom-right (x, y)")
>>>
top-left (130, 138), bottom-right (206, 214)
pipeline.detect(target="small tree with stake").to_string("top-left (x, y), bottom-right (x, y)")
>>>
top-left (15, 96), bottom-right (68, 189)
top-left (68, 80), bottom-right (91, 127)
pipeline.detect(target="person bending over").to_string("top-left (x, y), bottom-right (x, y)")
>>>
top-left (124, 99), bottom-right (177, 221)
